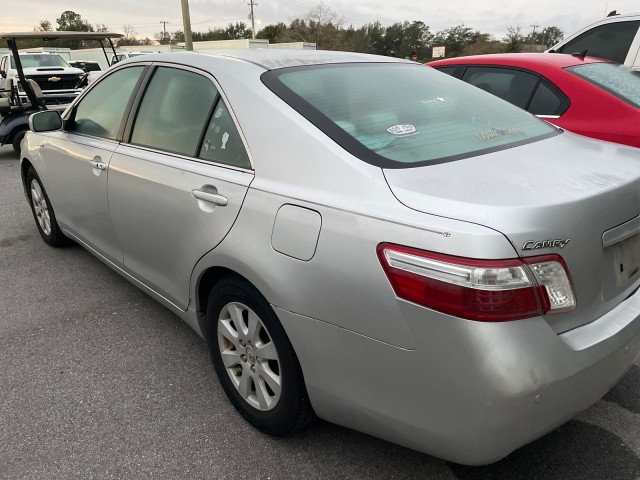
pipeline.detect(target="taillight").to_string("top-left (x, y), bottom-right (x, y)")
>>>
top-left (377, 243), bottom-right (575, 322)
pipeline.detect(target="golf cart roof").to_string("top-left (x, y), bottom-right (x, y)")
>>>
top-left (0, 32), bottom-right (123, 41)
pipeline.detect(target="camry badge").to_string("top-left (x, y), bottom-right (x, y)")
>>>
top-left (522, 239), bottom-right (571, 250)
top-left (48, 76), bottom-right (61, 82)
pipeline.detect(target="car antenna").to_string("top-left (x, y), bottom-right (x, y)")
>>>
top-left (571, 49), bottom-right (588, 59)
top-left (607, 10), bottom-right (619, 17)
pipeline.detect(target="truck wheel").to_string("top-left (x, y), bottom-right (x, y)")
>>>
top-left (12, 128), bottom-right (27, 154)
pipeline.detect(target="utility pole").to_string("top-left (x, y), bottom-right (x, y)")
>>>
top-left (248, 0), bottom-right (257, 39)
top-left (160, 20), bottom-right (168, 44)
top-left (181, 0), bottom-right (194, 51)
top-left (529, 24), bottom-right (540, 52)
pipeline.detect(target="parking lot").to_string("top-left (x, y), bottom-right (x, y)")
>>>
top-left (0, 143), bottom-right (639, 479)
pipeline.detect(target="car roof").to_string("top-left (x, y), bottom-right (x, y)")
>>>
top-left (185, 49), bottom-right (411, 70)
top-left (0, 31), bottom-right (123, 41)
top-left (428, 53), bottom-right (612, 69)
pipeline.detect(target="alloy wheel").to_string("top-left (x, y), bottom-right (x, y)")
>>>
top-left (217, 302), bottom-right (282, 411)
top-left (30, 179), bottom-right (51, 235)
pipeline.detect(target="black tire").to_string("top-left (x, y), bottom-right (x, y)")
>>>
top-left (12, 128), bottom-right (27, 154)
top-left (206, 275), bottom-right (314, 435)
top-left (26, 167), bottom-right (68, 247)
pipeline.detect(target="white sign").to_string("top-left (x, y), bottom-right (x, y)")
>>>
top-left (432, 46), bottom-right (446, 58)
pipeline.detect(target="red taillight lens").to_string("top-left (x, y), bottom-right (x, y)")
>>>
top-left (377, 243), bottom-right (575, 322)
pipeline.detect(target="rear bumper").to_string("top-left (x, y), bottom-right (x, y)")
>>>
top-left (275, 288), bottom-right (640, 465)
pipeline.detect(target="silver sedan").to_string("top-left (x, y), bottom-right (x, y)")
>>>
top-left (20, 49), bottom-right (640, 465)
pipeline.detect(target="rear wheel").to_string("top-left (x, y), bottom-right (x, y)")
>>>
top-left (26, 167), bottom-right (68, 247)
top-left (12, 128), bottom-right (27, 154)
top-left (206, 275), bottom-right (314, 435)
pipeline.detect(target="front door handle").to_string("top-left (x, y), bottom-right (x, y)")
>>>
top-left (191, 189), bottom-right (228, 207)
top-left (90, 156), bottom-right (107, 170)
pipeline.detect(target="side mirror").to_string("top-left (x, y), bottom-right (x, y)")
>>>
top-left (0, 70), bottom-right (5, 78)
top-left (29, 111), bottom-right (62, 132)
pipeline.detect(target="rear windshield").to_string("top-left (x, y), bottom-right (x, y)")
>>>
top-left (566, 63), bottom-right (640, 108)
top-left (11, 54), bottom-right (70, 69)
top-left (262, 63), bottom-right (558, 168)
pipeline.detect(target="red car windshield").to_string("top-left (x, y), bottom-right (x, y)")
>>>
top-left (566, 63), bottom-right (640, 109)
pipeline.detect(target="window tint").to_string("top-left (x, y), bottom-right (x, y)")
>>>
top-left (264, 64), bottom-right (556, 168)
top-left (69, 66), bottom-right (144, 140)
top-left (199, 100), bottom-right (251, 168)
top-left (462, 67), bottom-right (539, 109)
top-left (528, 82), bottom-right (566, 116)
top-left (130, 67), bottom-right (217, 156)
top-left (434, 66), bottom-right (457, 76)
top-left (567, 63), bottom-right (640, 108)
top-left (558, 21), bottom-right (640, 64)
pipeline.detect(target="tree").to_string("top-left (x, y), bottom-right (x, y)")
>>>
top-left (400, 21), bottom-right (432, 59)
top-left (462, 34), bottom-right (504, 55)
top-left (224, 22), bottom-right (252, 39)
top-left (56, 11), bottom-right (94, 32)
top-left (503, 25), bottom-right (524, 53)
top-left (432, 25), bottom-right (481, 57)
top-left (257, 22), bottom-right (288, 43)
top-left (155, 31), bottom-right (171, 45)
top-left (35, 20), bottom-right (53, 32)
top-left (172, 30), bottom-right (185, 44)
top-left (543, 26), bottom-right (564, 46)
top-left (117, 25), bottom-right (140, 46)
top-left (284, 3), bottom-right (346, 49)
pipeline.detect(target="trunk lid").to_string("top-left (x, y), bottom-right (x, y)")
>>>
top-left (383, 132), bottom-right (640, 333)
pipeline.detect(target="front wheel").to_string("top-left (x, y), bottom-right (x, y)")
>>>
top-left (206, 275), bottom-right (314, 435)
top-left (12, 128), bottom-right (27, 154)
top-left (26, 167), bottom-right (68, 247)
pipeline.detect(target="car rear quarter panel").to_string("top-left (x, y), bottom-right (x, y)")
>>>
top-left (189, 65), bottom-right (521, 348)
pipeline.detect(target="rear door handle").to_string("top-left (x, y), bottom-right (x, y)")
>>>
top-left (191, 189), bottom-right (228, 206)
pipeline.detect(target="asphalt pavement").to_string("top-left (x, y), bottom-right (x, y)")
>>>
top-left (0, 144), bottom-right (639, 479)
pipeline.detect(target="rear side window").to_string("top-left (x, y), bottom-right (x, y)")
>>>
top-left (263, 63), bottom-right (556, 168)
top-left (130, 67), bottom-right (218, 156)
top-left (557, 21), bottom-right (640, 64)
top-left (461, 67), bottom-right (539, 109)
top-left (528, 82), bottom-right (566, 115)
top-left (69, 66), bottom-right (144, 140)
top-left (567, 62), bottom-right (640, 108)
top-left (433, 66), bottom-right (457, 76)
top-left (198, 100), bottom-right (251, 169)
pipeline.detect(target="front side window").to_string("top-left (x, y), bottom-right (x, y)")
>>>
top-left (263, 63), bottom-right (557, 168)
top-left (567, 62), bottom-right (640, 108)
top-left (557, 21), bottom-right (640, 64)
top-left (68, 66), bottom-right (144, 140)
top-left (130, 67), bottom-right (217, 156)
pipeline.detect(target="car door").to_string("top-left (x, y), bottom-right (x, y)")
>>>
top-left (107, 65), bottom-right (254, 310)
top-left (36, 65), bottom-right (146, 264)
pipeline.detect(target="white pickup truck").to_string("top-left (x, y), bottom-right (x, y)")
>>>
top-left (549, 12), bottom-right (640, 70)
top-left (0, 52), bottom-right (85, 108)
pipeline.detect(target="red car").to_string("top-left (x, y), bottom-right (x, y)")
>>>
top-left (428, 53), bottom-right (640, 148)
